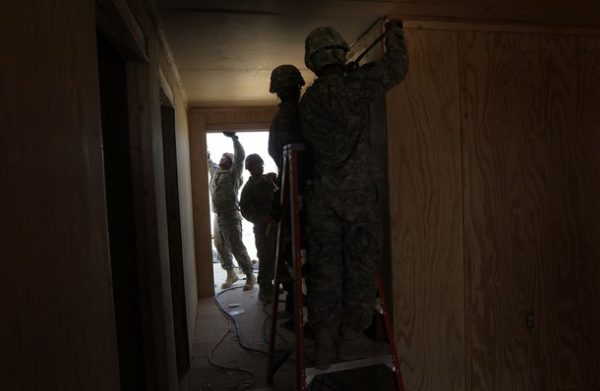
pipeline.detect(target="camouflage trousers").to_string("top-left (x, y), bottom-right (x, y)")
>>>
top-left (214, 211), bottom-right (253, 275)
top-left (305, 183), bottom-right (382, 332)
top-left (253, 220), bottom-right (277, 288)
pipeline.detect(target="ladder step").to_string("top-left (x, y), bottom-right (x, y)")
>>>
top-left (267, 145), bottom-right (405, 391)
top-left (305, 354), bottom-right (398, 378)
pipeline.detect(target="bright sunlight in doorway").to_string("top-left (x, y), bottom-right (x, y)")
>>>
top-left (206, 130), bottom-right (278, 291)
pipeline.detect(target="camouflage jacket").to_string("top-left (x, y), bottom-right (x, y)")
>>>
top-left (268, 101), bottom-right (303, 172)
top-left (240, 173), bottom-right (277, 224)
top-left (299, 25), bottom-right (408, 190)
top-left (209, 138), bottom-right (245, 214)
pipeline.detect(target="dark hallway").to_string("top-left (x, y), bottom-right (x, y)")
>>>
top-left (2, 1), bottom-right (600, 391)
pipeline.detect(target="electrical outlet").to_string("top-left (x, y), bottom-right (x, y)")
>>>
top-left (526, 312), bottom-right (535, 329)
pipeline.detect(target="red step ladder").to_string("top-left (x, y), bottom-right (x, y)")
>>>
top-left (266, 144), bottom-right (406, 390)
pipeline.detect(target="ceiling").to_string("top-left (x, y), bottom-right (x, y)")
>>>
top-left (156, 0), bottom-right (600, 108)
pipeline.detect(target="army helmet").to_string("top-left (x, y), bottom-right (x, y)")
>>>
top-left (222, 152), bottom-right (234, 163)
top-left (304, 26), bottom-right (349, 73)
top-left (245, 153), bottom-right (264, 169)
top-left (269, 65), bottom-right (305, 94)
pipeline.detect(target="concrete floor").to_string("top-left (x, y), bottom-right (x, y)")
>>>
top-left (178, 263), bottom-right (398, 391)
top-left (180, 263), bottom-right (298, 391)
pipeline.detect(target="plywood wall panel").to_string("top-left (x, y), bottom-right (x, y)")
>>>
top-left (388, 22), bottom-right (600, 391)
top-left (188, 112), bottom-right (215, 297)
top-left (386, 28), bottom-right (465, 391)
top-left (0, 0), bottom-right (120, 389)
top-left (461, 31), bottom-right (544, 391)
top-left (461, 30), bottom-right (600, 391)
top-left (540, 34), bottom-right (600, 390)
top-left (173, 94), bottom-right (199, 349)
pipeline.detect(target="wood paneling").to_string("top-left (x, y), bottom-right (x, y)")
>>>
top-left (403, 20), bottom-right (600, 37)
top-left (387, 23), bottom-right (600, 391)
top-left (539, 34), bottom-right (600, 390)
top-left (144, 0), bottom-right (198, 357)
top-left (161, 102), bottom-right (191, 378)
top-left (188, 111), bottom-right (215, 297)
top-left (172, 94), bottom-right (198, 345)
top-left (386, 28), bottom-right (465, 391)
top-left (0, 1), bottom-right (120, 389)
top-left (461, 31), bottom-right (545, 391)
top-left (201, 106), bottom-right (277, 131)
top-left (96, 0), bottom-right (148, 61)
top-left (1, 0), bottom-right (194, 389)
top-left (461, 30), bottom-right (600, 391)
top-left (125, 44), bottom-right (179, 391)
top-left (128, 0), bottom-right (198, 382)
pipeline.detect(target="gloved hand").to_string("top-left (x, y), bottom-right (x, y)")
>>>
top-left (223, 131), bottom-right (237, 139)
top-left (385, 19), bottom-right (404, 38)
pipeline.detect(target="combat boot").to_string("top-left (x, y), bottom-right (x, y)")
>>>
top-left (314, 328), bottom-right (335, 370)
top-left (243, 273), bottom-right (256, 291)
top-left (258, 284), bottom-right (272, 302)
top-left (338, 328), bottom-right (389, 361)
top-left (221, 269), bottom-right (239, 289)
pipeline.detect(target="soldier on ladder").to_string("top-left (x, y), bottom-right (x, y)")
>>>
top-left (299, 19), bottom-right (409, 370)
top-left (267, 64), bottom-right (312, 324)
top-left (267, 19), bottom-right (409, 390)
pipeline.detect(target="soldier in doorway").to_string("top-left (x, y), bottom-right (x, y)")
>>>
top-left (208, 132), bottom-right (256, 290)
top-left (299, 20), bottom-right (408, 369)
top-left (239, 154), bottom-right (278, 301)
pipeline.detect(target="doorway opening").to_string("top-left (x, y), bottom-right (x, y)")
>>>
top-left (206, 130), bottom-right (277, 291)
top-left (160, 93), bottom-right (190, 379)
top-left (96, 30), bottom-right (147, 390)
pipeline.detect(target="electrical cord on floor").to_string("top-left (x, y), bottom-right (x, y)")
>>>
top-left (214, 284), bottom-right (269, 355)
top-left (260, 304), bottom-right (291, 346)
top-left (213, 285), bottom-right (354, 391)
top-left (206, 319), bottom-right (256, 391)
top-left (204, 284), bottom-right (271, 391)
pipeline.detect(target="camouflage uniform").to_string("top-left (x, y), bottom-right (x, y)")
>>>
top-left (209, 138), bottom-right (254, 275)
top-left (266, 65), bottom-right (310, 311)
top-left (269, 101), bottom-right (303, 172)
top-left (268, 64), bottom-right (306, 173)
top-left (300, 23), bottom-right (408, 332)
top-left (240, 172), bottom-right (278, 288)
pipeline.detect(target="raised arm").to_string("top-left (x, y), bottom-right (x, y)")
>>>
top-left (223, 132), bottom-right (245, 180)
top-left (351, 19), bottom-right (409, 101)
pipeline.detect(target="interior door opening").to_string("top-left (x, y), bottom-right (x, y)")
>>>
top-left (206, 130), bottom-right (277, 292)
top-left (96, 30), bottom-right (147, 390)
top-left (160, 94), bottom-right (190, 379)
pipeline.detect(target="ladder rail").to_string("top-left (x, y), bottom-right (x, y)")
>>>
top-left (266, 148), bottom-right (290, 384)
top-left (288, 147), bottom-right (309, 390)
top-left (267, 144), bottom-right (406, 391)
top-left (377, 273), bottom-right (407, 391)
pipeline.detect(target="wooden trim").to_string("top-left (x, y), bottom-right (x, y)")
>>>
top-left (347, 18), bottom-right (385, 64)
top-left (190, 106), bottom-right (277, 131)
top-left (145, 0), bottom-right (188, 104)
top-left (187, 107), bottom-right (276, 298)
top-left (397, 18), bottom-right (600, 36)
top-left (159, 67), bottom-right (174, 107)
top-left (187, 111), bottom-right (215, 298)
top-left (96, 0), bottom-right (148, 62)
